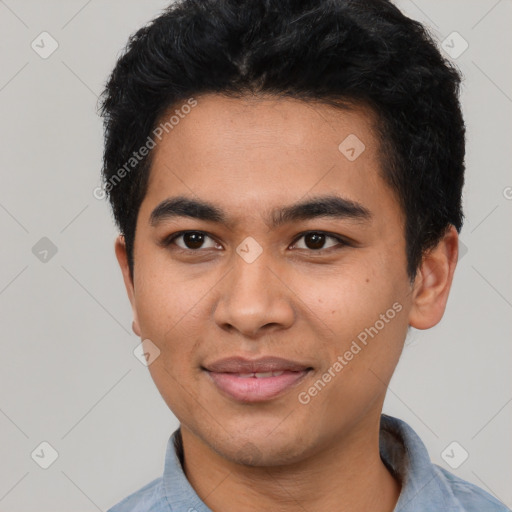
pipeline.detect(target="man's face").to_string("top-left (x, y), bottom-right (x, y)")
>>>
top-left (123, 94), bottom-right (415, 465)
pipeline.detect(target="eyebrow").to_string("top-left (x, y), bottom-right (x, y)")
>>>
top-left (149, 194), bottom-right (372, 229)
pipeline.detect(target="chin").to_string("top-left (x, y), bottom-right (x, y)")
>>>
top-left (211, 428), bottom-right (312, 468)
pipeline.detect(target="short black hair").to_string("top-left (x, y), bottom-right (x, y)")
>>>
top-left (99, 0), bottom-right (465, 280)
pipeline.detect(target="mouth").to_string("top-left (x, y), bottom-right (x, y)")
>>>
top-left (203, 356), bottom-right (313, 403)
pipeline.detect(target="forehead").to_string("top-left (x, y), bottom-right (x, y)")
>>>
top-left (152, 93), bottom-right (379, 160)
top-left (142, 93), bottom-right (398, 224)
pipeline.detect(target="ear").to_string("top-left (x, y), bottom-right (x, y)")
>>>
top-left (115, 235), bottom-right (141, 337)
top-left (408, 225), bottom-right (459, 330)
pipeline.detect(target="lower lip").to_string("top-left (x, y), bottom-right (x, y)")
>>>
top-left (206, 370), bottom-right (310, 403)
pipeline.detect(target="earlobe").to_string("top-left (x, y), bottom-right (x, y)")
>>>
top-left (408, 225), bottom-right (459, 330)
top-left (114, 235), bottom-right (141, 336)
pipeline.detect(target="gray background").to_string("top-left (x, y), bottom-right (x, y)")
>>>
top-left (0, 0), bottom-right (511, 510)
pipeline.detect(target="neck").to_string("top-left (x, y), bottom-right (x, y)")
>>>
top-left (179, 414), bottom-right (401, 512)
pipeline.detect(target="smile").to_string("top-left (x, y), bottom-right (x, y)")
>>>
top-left (203, 356), bottom-right (312, 403)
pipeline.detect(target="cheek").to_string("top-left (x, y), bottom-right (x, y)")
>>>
top-left (134, 259), bottom-right (207, 331)
top-left (295, 261), bottom-right (403, 343)
top-left (136, 270), bottom-right (209, 416)
top-left (293, 261), bottom-right (410, 403)
top-left (133, 268), bottom-right (204, 369)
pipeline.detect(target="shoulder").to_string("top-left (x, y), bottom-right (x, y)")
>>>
top-left (432, 464), bottom-right (510, 511)
top-left (107, 477), bottom-right (168, 512)
top-left (379, 414), bottom-right (509, 511)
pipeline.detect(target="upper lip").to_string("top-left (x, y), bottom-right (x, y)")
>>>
top-left (204, 356), bottom-right (311, 373)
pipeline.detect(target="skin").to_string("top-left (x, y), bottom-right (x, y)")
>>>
top-left (115, 93), bottom-right (459, 512)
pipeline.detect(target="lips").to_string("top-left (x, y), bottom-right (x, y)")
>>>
top-left (203, 356), bottom-right (312, 402)
top-left (204, 356), bottom-right (310, 373)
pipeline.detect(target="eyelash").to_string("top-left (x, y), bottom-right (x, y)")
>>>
top-left (161, 230), bottom-right (350, 254)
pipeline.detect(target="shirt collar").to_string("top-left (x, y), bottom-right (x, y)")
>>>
top-left (379, 413), bottom-right (465, 511)
top-left (161, 428), bottom-right (211, 511)
top-left (161, 414), bottom-right (466, 511)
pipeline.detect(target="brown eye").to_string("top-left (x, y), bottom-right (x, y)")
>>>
top-left (167, 231), bottom-right (220, 250)
top-left (292, 232), bottom-right (344, 251)
top-left (304, 233), bottom-right (326, 249)
top-left (182, 232), bottom-right (206, 249)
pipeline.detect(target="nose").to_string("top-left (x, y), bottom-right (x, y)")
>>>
top-left (213, 250), bottom-right (295, 339)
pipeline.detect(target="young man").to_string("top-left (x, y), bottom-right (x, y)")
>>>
top-left (100, 1), bottom-right (509, 510)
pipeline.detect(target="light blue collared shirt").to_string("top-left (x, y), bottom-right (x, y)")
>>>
top-left (107, 413), bottom-right (510, 511)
